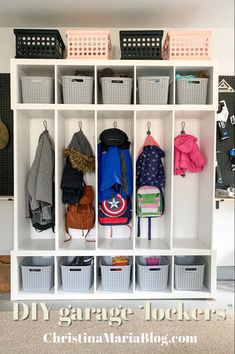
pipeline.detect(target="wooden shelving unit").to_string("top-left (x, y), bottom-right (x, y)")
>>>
top-left (10, 58), bottom-right (217, 299)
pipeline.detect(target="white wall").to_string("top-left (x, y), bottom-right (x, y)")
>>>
top-left (0, 27), bottom-right (234, 73)
top-left (215, 202), bottom-right (235, 266)
top-left (0, 27), bottom-right (234, 266)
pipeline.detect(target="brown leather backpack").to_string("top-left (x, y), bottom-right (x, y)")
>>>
top-left (65, 185), bottom-right (95, 242)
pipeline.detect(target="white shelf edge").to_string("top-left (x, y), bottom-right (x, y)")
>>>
top-left (12, 104), bottom-right (216, 111)
top-left (10, 58), bottom-right (218, 67)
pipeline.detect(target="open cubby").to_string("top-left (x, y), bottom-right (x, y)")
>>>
top-left (14, 110), bottom-right (55, 251)
top-left (136, 66), bottom-right (174, 104)
top-left (56, 65), bottom-right (95, 104)
top-left (175, 66), bottom-right (214, 105)
top-left (97, 65), bottom-right (135, 104)
top-left (97, 110), bottom-right (134, 250)
top-left (173, 111), bottom-right (215, 251)
top-left (56, 110), bottom-right (96, 250)
top-left (135, 111), bottom-right (173, 251)
top-left (15, 64), bottom-right (55, 104)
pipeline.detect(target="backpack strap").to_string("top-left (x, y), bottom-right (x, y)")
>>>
top-left (64, 218), bottom-right (72, 242)
top-left (148, 217), bottom-right (151, 240)
top-left (64, 218), bottom-right (95, 243)
top-left (137, 217), bottom-right (140, 237)
top-left (108, 225), bottom-right (132, 239)
top-left (158, 186), bottom-right (165, 214)
top-left (84, 230), bottom-right (96, 243)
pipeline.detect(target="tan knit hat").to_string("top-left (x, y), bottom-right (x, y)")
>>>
top-left (0, 119), bottom-right (9, 150)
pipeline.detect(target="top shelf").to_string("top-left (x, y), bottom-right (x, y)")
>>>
top-left (11, 58), bottom-right (217, 67)
top-left (10, 58), bottom-right (218, 109)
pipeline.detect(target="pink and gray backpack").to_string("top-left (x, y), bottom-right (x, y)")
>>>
top-left (136, 145), bottom-right (165, 240)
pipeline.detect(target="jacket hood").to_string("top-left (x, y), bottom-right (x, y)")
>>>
top-left (143, 145), bottom-right (165, 158)
top-left (64, 130), bottom-right (95, 173)
top-left (68, 130), bottom-right (94, 157)
top-left (174, 134), bottom-right (198, 153)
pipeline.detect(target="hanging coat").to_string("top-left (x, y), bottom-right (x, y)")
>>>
top-left (136, 145), bottom-right (165, 189)
top-left (61, 130), bottom-right (95, 204)
top-left (25, 130), bottom-right (55, 229)
top-left (174, 134), bottom-right (206, 175)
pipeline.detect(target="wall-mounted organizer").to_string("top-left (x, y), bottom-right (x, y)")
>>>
top-left (0, 74), bottom-right (14, 197)
top-left (11, 59), bottom-right (217, 300)
top-left (216, 76), bottom-right (235, 189)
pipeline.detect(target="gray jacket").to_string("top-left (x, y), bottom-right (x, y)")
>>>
top-left (26, 130), bottom-right (54, 226)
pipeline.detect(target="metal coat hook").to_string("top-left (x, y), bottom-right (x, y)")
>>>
top-left (147, 122), bottom-right (151, 135)
top-left (78, 121), bottom-right (82, 131)
top-left (113, 121), bottom-right (117, 128)
top-left (43, 120), bottom-right (48, 131)
top-left (181, 121), bottom-right (186, 134)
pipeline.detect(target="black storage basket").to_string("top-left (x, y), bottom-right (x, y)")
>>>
top-left (120, 30), bottom-right (163, 60)
top-left (14, 29), bottom-right (65, 59)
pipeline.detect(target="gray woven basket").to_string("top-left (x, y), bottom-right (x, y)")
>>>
top-left (100, 77), bottom-right (133, 104)
top-left (176, 77), bottom-right (208, 104)
top-left (60, 257), bottom-right (93, 292)
top-left (21, 76), bottom-right (54, 103)
top-left (100, 256), bottom-right (132, 291)
top-left (174, 256), bottom-right (206, 290)
top-left (137, 256), bottom-right (169, 291)
top-left (138, 76), bottom-right (170, 104)
top-left (21, 257), bottom-right (54, 292)
top-left (62, 76), bottom-right (93, 104)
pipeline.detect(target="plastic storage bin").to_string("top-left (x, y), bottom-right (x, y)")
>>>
top-left (137, 256), bottom-right (169, 291)
top-left (100, 256), bottom-right (132, 291)
top-left (138, 76), bottom-right (170, 104)
top-left (174, 256), bottom-right (206, 290)
top-left (62, 76), bottom-right (94, 104)
top-left (21, 76), bottom-right (54, 103)
top-left (176, 77), bottom-right (208, 104)
top-left (60, 257), bottom-right (94, 292)
top-left (163, 31), bottom-right (211, 60)
top-left (120, 30), bottom-right (163, 60)
top-left (100, 77), bottom-right (133, 104)
top-left (20, 257), bottom-right (54, 292)
top-left (14, 29), bottom-right (65, 59)
top-left (66, 30), bottom-right (111, 59)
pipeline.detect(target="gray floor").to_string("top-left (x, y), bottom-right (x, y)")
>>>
top-left (0, 281), bottom-right (234, 311)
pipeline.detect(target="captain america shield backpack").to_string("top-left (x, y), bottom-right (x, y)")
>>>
top-left (98, 194), bottom-right (132, 225)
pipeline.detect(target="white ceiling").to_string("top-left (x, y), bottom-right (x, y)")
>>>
top-left (0, 0), bottom-right (234, 28)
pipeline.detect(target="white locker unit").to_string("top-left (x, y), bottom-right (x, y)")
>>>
top-left (10, 59), bottom-right (217, 300)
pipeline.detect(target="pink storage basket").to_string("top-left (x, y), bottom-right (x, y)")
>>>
top-left (66, 30), bottom-right (111, 59)
top-left (163, 31), bottom-right (211, 60)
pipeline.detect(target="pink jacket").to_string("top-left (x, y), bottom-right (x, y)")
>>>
top-left (174, 134), bottom-right (206, 175)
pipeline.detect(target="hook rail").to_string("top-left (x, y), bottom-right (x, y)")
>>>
top-left (43, 120), bottom-right (47, 131)
top-left (147, 122), bottom-right (151, 135)
top-left (181, 121), bottom-right (186, 134)
top-left (78, 121), bottom-right (82, 131)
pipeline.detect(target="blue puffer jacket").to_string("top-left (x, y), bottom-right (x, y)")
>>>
top-left (98, 143), bottom-right (133, 202)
